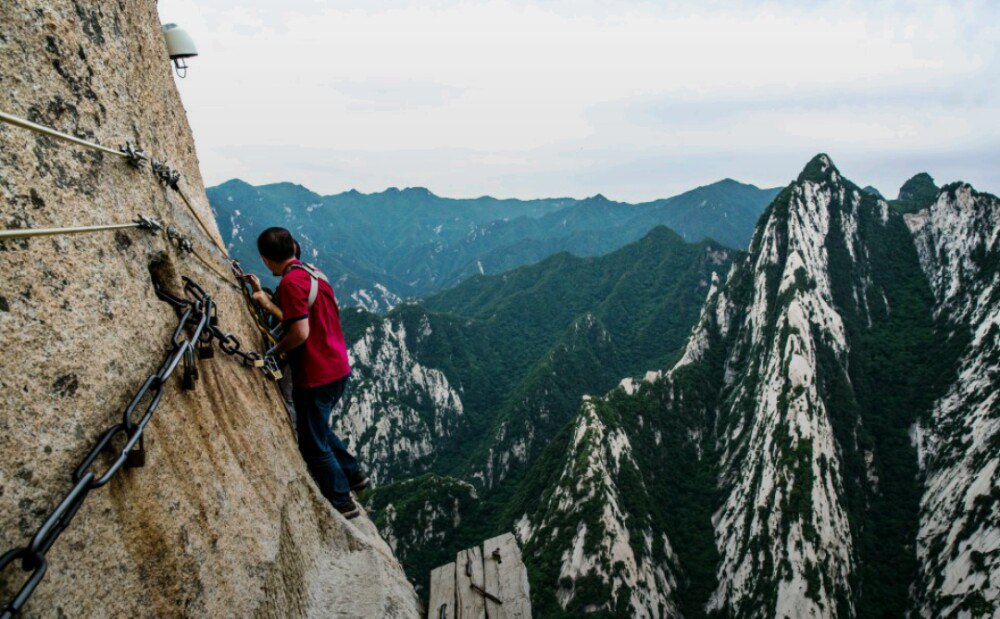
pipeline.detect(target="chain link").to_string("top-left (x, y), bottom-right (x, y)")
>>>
top-left (0, 274), bottom-right (280, 617)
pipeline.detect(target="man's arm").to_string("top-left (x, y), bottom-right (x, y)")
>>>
top-left (253, 291), bottom-right (283, 320)
top-left (266, 272), bottom-right (312, 357)
top-left (270, 318), bottom-right (309, 355)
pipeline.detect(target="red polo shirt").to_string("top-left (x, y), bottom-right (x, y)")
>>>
top-left (277, 261), bottom-right (351, 388)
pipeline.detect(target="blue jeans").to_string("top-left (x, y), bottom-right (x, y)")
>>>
top-left (291, 376), bottom-right (359, 509)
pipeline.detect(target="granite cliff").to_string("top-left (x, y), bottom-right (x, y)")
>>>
top-left (0, 2), bottom-right (419, 616)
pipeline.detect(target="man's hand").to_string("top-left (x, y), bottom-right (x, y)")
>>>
top-left (244, 273), bottom-right (262, 292)
top-left (249, 284), bottom-right (283, 321)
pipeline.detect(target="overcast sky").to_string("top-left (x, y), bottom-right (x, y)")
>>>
top-left (158, 0), bottom-right (998, 202)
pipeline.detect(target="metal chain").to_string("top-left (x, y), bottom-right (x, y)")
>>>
top-left (0, 274), bottom-right (286, 616)
top-left (0, 282), bottom-right (209, 618)
top-left (180, 277), bottom-right (283, 380)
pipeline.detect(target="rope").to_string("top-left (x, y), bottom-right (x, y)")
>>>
top-left (0, 215), bottom-right (162, 241)
top-left (172, 184), bottom-right (228, 255)
top-left (190, 246), bottom-right (241, 291)
top-left (230, 259), bottom-right (282, 349)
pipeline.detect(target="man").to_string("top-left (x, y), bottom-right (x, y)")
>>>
top-left (247, 227), bottom-right (369, 519)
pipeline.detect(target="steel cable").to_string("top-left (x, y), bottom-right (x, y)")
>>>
top-left (0, 109), bottom-right (228, 255)
top-left (0, 111), bottom-right (130, 159)
top-left (0, 215), bottom-right (162, 241)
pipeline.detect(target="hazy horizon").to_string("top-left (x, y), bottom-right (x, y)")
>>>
top-left (159, 0), bottom-right (999, 202)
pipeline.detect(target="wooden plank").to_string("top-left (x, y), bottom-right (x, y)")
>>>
top-left (456, 546), bottom-right (487, 619)
top-left (482, 533), bottom-right (532, 619)
top-left (429, 562), bottom-right (457, 619)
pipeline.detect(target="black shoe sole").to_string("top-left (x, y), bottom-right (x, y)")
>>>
top-left (338, 506), bottom-right (360, 519)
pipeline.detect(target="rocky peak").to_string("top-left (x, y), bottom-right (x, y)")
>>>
top-left (862, 185), bottom-right (884, 199)
top-left (893, 172), bottom-right (939, 214)
top-left (524, 154), bottom-right (930, 617)
top-left (795, 152), bottom-right (841, 184)
top-left (907, 182), bottom-right (999, 320)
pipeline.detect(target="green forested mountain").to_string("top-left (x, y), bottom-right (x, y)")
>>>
top-left (891, 172), bottom-right (939, 214)
top-left (210, 157), bottom-right (998, 616)
top-left (332, 227), bottom-right (736, 592)
top-left (207, 179), bottom-right (777, 310)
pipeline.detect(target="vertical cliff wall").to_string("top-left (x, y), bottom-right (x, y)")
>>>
top-left (0, 1), bottom-right (419, 616)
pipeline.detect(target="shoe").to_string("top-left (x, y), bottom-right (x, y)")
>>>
top-left (336, 499), bottom-right (360, 520)
top-left (350, 473), bottom-right (371, 493)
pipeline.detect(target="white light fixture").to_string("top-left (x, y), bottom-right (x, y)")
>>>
top-left (161, 23), bottom-right (198, 78)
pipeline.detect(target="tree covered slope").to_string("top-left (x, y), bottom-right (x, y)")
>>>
top-left (218, 156), bottom-right (998, 617)
top-left (337, 227), bottom-right (735, 486)
top-left (331, 228), bottom-right (735, 593)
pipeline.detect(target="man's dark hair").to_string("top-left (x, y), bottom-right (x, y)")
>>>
top-left (257, 227), bottom-right (297, 262)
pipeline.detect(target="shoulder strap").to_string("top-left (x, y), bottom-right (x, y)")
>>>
top-left (288, 262), bottom-right (330, 308)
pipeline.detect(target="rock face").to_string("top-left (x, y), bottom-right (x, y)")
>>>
top-left (337, 311), bottom-right (465, 484)
top-left (906, 184), bottom-right (1000, 617)
top-left (0, 2), bottom-right (419, 617)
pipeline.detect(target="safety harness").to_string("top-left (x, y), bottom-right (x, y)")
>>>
top-left (286, 261), bottom-right (332, 309)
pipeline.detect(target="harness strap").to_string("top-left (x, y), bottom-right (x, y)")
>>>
top-left (288, 262), bottom-right (329, 309)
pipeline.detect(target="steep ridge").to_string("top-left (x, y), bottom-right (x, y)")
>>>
top-left (335, 228), bottom-right (733, 486)
top-left (337, 308), bottom-right (465, 483)
top-left (0, 3), bottom-right (417, 616)
top-left (512, 155), bottom-right (953, 617)
top-left (906, 184), bottom-right (1000, 617)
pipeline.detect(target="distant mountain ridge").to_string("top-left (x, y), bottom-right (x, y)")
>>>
top-left (208, 178), bottom-right (780, 311)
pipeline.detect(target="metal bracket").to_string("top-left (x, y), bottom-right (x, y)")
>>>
top-left (119, 141), bottom-right (147, 169)
top-left (470, 583), bottom-right (503, 605)
top-left (166, 225), bottom-right (194, 254)
top-left (134, 214), bottom-right (163, 235)
top-left (152, 159), bottom-right (181, 190)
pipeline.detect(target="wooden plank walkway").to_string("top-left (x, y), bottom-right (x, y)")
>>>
top-left (429, 562), bottom-right (457, 619)
top-left (482, 533), bottom-right (531, 619)
top-left (428, 532), bottom-right (531, 619)
top-left (456, 546), bottom-right (486, 619)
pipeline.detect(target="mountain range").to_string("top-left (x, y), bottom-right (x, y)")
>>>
top-left (331, 225), bottom-right (734, 598)
top-left (207, 178), bottom-right (779, 311)
top-left (320, 156), bottom-right (997, 617)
